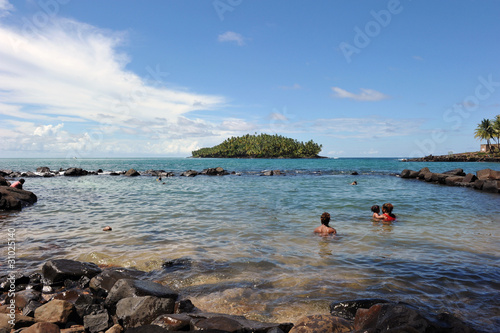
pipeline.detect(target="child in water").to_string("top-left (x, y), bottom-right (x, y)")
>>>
top-left (371, 205), bottom-right (383, 219)
top-left (314, 212), bottom-right (337, 235)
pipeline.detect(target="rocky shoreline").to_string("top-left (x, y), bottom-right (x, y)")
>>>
top-left (0, 259), bottom-right (481, 333)
top-left (399, 167), bottom-right (500, 194)
top-left (403, 153), bottom-right (500, 163)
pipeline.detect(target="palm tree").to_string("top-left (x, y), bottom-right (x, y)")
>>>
top-left (474, 118), bottom-right (494, 153)
top-left (492, 115), bottom-right (500, 151)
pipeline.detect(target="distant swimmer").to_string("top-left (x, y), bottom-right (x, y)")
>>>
top-left (351, 181), bottom-right (358, 185)
top-left (314, 212), bottom-right (337, 235)
top-left (10, 179), bottom-right (25, 189)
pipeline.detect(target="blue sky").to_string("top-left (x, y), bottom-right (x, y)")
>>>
top-left (1, 0), bottom-right (499, 158)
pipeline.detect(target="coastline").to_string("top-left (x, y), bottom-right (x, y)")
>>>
top-left (405, 151), bottom-right (500, 163)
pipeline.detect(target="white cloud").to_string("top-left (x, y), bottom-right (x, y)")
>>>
top-left (0, 16), bottom-right (230, 156)
top-left (0, 0), bottom-right (13, 17)
top-left (34, 123), bottom-right (64, 136)
top-left (331, 87), bottom-right (390, 101)
top-left (218, 31), bottom-right (245, 46)
top-left (278, 83), bottom-right (302, 90)
top-left (310, 117), bottom-right (424, 139)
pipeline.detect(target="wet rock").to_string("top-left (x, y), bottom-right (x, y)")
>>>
top-left (22, 322), bottom-right (61, 333)
top-left (0, 313), bottom-right (36, 330)
top-left (162, 257), bottom-right (193, 272)
top-left (201, 167), bottom-right (229, 176)
top-left (261, 170), bottom-right (274, 176)
top-left (174, 299), bottom-right (197, 314)
top-left (289, 315), bottom-right (353, 333)
top-left (0, 272), bottom-right (30, 291)
top-left (435, 312), bottom-right (478, 333)
top-left (192, 316), bottom-right (244, 332)
top-left (110, 172), bottom-right (120, 176)
top-left (462, 173), bottom-right (478, 183)
top-left (445, 176), bottom-right (464, 186)
top-left (116, 296), bottom-right (176, 328)
top-left (34, 299), bottom-right (75, 324)
top-left (354, 303), bottom-right (384, 330)
top-left (122, 325), bottom-right (171, 333)
top-left (0, 187), bottom-right (38, 210)
top-left (0, 170), bottom-right (12, 177)
top-left (482, 180), bottom-right (500, 193)
top-left (125, 169), bottom-right (140, 177)
top-left (90, 267), bottom-right (148, 295)
top-left (473, 179), bottom-right (485, 190)
top-left (476, 168), bottom-right (500, 180)
top-left (443, 168), bottom-right (466, 176)
top-left (14, 289), bottom-right (41, 309)
top-left (64, 168), bottom-right (88, 176)
top-left (60, 325), bottom-right (86, 332)
top-left (42, 259), bottom-right (102, 285)
top-left (180, 170), bottom-right (198, 177)
top-left (36, 166), bottom-right (51, 173)
top-left (22, 300), bottom-right (43, 317)
top-left (417, 167), bottom-right (431, 179)
top-left (354, 303), bottom-right (434, 332)
top-left (104, 279), bottom-right (178, 309)
top-left (105, 324), bottom-right (124, 333)
top-left (151, 313), bottom-right (191, 331)
top-left (329, 298), bottom-right (390, 321)
top-left (0, 176), bottom-right (10, 186)
top-left (83, 311), bottom-right (111, 333)
top-left (74, 293), bottom-right (103, 318)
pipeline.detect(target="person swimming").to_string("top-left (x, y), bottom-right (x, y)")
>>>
top-left (381, 203), bottom-right (396, 222)
top-left (314, 212), bottom-right (337, 235)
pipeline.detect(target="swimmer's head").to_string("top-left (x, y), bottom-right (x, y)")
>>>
top-left (371, 205), bottom-right (380, 213)
top-left (382, 203), bottom-right (394, 214)
top-left (320, 212), bottom-right (331, 226)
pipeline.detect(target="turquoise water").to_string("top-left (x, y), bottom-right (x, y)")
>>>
top-left (1, 158), bottom-right (499, 330)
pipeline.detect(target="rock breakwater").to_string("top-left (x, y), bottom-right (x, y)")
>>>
top-left (400, 167), bottom-right (500, 193)
top-left (0, 259), bottom-right (479, 333)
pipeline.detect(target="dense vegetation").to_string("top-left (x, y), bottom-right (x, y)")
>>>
top-left (192, 134), bottom-right (323, 158)
top-left (474, 115), bottom-right (500, 152)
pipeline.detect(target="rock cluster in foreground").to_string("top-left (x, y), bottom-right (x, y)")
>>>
top-left (0, 259), bottom-right (479, 333)
top-left (400, 167), bottom-right (500, 194)
top-left (0, 177), bottom-right (37, 211)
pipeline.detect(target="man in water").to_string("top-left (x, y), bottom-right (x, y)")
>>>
top-left (314, 212), bottom-right (337, 235)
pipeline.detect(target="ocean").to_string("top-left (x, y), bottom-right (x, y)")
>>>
top-left (1, 157), bottom-right (499, 331)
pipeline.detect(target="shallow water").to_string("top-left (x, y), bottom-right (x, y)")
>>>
top-left (1, 158), bottom-right (499, 330)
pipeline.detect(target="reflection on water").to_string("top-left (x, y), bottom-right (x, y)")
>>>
top-left (0, 158), bottom-right (499, 331)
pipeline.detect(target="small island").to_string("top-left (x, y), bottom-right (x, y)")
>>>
top-left (191, 133), bottom-right (324, 158)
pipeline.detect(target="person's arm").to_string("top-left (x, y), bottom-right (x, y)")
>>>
top-left (373, 213), bottom-right (385, 219)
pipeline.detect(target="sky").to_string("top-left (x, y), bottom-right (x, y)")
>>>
top-left (0, 0), bottom-right (499, 158)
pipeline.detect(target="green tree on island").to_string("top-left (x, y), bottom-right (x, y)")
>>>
top-left (192, 133), bottom-right (323, 158)
top-left (475, 116), bottom-right (500, 152)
